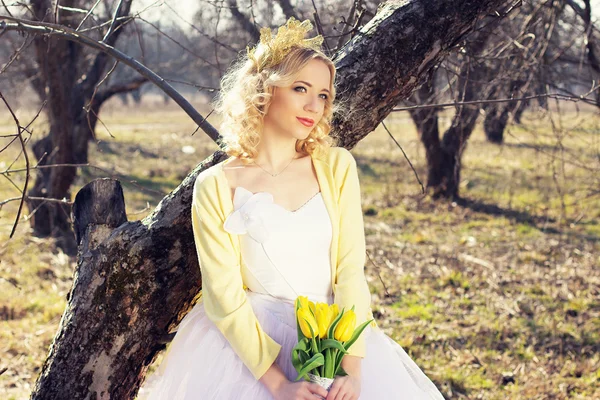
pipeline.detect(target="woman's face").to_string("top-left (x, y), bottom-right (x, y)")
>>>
top-left (263, 58), bottom-right (332, 141)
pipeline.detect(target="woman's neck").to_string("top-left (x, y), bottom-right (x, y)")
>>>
top-left (254, 138), bottom-right (300, 171)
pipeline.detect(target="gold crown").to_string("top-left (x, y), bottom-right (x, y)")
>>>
top-left (246, 17), bottom-right (324, 73)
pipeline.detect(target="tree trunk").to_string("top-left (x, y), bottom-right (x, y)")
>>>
top-left (25, 0), bottom-right (136, 254)
top-left (29, 0), bottom-right (515, 398)
top-left (483, 78), bottom-right (528, 144)
top-left (409, 28), bottom-right (493, 198)
top-left (483, 106), bottom-right (510, 143)
top-left (26, 1), bottom-right (79, 251)
top-left (407, 74), bottom-right (447, 196)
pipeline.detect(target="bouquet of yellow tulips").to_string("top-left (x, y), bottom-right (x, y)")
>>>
top-left (291, 296), bottom-right (373, 382)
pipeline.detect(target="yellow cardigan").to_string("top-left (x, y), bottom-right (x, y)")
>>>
top-left (191, 146), bottom-right (377, 380)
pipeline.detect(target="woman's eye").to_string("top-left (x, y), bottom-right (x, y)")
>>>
top-left (295, 86), bottom-right (327, 100)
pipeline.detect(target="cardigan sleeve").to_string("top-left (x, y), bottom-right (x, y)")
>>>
top-left (191, 171), bottom-right (282, 380)
top-left (332, 148), bottom-right (373, 358)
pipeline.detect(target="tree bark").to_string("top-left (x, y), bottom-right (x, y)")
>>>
top-left (29, 0), bottom-right (514, 398)
top-left (330, 0), bottom-right (510, 148)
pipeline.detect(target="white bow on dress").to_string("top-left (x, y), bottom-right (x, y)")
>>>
top-left (223, 187), bottom-right (274, 243)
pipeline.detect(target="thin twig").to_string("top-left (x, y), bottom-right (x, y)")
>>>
top-left (366, 250), bottom-right (391, 298)
top-left (101, 0), bottom-right (125, 43)
top-left (392, 91), bottom-right (600, 112)
top-left (1, 162), bottom-right (168, 197)
top-left (310, 0), bottom-right (331, 56)
top-left (75, 0), bottom-right (102, 31)
top-left (0, 91), bottom-right (30, 238)
top-left (0, 16), bottom-right (221, 143)
top-left (381, 121), bottom-right (425, 194)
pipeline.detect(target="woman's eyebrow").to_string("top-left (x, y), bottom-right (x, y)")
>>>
top-left (294, 80), bottom-right (330, 94)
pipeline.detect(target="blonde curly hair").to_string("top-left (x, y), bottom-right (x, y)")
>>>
top-left (212, 43), bottom-right (341, 163)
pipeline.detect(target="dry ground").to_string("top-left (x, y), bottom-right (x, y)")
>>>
top-left (1, 97), bottom-right (598, 399)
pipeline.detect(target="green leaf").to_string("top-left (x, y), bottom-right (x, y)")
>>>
top-left (320, 339), bottom-right (348, 353)
top-left (331, 319), bottom-right (373, 377)
top-left (305, 316), bottom-right (316, 339)
top-left (299, 348), bottom-right (308, 362)
top-left (327, 306), bottom-right (346, 339)
top-left (316, 335), bottom-right (324, 376)
top-left (311, 335), bottom-right (319, 355)
top-left (291, 339), bottom-right (310, 372)
top-left (294, 353), bottom-right (325, 381)
top-left (295, 338), bottom-right (310, 354)
top-left (305, 322), bottom-right (321, 355)
top-left (342, 319), bottom-right (374, 354)
top-left (334, 347), bottom-right (345, 375)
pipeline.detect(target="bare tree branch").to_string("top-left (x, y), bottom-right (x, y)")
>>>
top-left (0, 16), bottom-right (221, 142)
top-left (394, 90), bottom-right (600, 111)
top-left (227, 0), bottom-right (260, 41)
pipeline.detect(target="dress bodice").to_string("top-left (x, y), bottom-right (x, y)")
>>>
top-left (223, 186), bottom-right (334, 305)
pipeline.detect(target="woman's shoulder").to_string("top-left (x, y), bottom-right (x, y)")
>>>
top-left (323, 146), bottom-right (356, 170)
top-left (193, 160), bottom-right (226, 197)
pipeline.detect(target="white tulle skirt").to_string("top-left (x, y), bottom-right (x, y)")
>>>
top-left (137, 291), bottom-right (445, 400)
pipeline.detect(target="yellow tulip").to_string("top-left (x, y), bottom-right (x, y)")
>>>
top-left (334, 309), bottom-right (356, 342)
top-left (297, 307), bottom-right (318, 338)
top-left (329, 303), bottom-right (340, 324)
top-left (315, 303), bottom-right (333, 338)
top-left (298, 296), bottom-right (316, 317)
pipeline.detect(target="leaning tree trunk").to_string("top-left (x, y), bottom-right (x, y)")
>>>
top-left (25, 0), bottom-right (143, 254)
top-left (28, 0), bottom-right (515, 398)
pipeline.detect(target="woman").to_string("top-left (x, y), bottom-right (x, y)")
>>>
top-left (138, 17), bottom-right (445, 400)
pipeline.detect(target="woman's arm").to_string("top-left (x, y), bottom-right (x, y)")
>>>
top-left (332, 148), bottom-right (372, 359)
top-left (340, 354), bottom-right (362, 379)
top-left (191, 172), bottom-right (281, 380)
top-left (258, 362), bottom-right (288, 394)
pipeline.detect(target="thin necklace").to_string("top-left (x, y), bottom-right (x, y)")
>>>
top-left (252, 154), bottom-right (297, 177)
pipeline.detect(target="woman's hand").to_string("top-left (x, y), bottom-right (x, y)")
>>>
top-left (273, 380), bottom-right (330, 400)
top-left (325, 374), bottom-right (361, 400)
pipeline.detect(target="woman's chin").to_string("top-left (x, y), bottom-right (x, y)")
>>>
top-left (295, 131), bottom-right (314, 141)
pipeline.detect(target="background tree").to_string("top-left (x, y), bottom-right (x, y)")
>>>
top-left (0, 1), bottom-right (146, 254)
top-left (403, 0), bottom-right (599, 199)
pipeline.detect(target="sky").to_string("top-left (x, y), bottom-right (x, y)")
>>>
top-left (131, 0), bottom-right (201, 26)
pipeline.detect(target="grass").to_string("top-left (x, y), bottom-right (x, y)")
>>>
top-left (1, 98), bottom-right (599, 399)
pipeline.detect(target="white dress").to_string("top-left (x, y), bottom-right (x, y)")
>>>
top-left (138, 186), bottom-right (445, 399)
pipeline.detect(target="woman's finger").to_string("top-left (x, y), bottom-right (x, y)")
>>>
top-left (325, 380), bottom-right (342, 400)
top-left (309, 382), bottom-right (329, 398)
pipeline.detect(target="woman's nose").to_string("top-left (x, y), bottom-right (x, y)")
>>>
top-left (304, 96), bottom-right (320, 113)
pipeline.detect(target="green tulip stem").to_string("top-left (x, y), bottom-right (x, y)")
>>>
top-left (311, 336), bottom-right (320, 377)
top-left (316, 335), bottom-right (322, 377)
top-left (323, 347), bottom-right (328, 378)
top-left (330, 347), bottom-right (338, 377)
top-left (320, 337), bottom-right (325, 377)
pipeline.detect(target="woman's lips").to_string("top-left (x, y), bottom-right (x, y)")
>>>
top-left (297, 117), bottom-right (314, 127)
